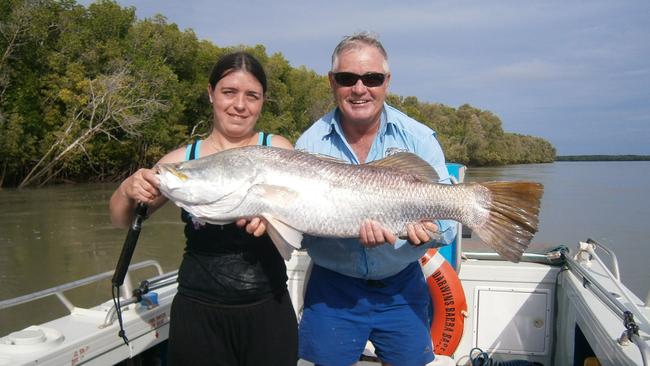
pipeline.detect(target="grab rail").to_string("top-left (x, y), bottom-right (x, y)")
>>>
top-left (585, 238), bottom-right (650, 308)
top-left (574, 240), bottom-right (648, 330)
top-left (462, 249), bottom-right (565, 265)
top-left (585, 238), bottom-right (621, 281)
top-left (565, 241), bottom-right (650, 365)
top-left (0, 260), bottom-right (164, 313)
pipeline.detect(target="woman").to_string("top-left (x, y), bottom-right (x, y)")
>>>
top-left (109, 52), bottom-right (296, 365)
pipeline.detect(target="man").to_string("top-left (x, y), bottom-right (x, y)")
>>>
top-left (296, 32), bottom-right (457, 366)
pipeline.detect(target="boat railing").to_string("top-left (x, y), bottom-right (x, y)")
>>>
top-left (587, 236), bottom-right (650, 309)
top-left (575, 239), bottom-right (649, 326)
top-left (584, 237), bottom-right (650, 309)
top-left (461, 246), bottom-right (566, 265)
top-left (565, 239), bottom-right (650, 365)
top-left (584, 237), bottom-right (621, 281)
top-left (0, 260), bottom-right (164, 314)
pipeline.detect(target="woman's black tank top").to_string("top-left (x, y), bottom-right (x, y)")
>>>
top-left (176, 133), bottom-right (288, 305)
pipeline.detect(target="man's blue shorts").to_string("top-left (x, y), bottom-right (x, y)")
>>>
top-left (298, 262), bottom-right (434, 366)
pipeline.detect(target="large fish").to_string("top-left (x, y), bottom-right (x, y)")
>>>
top-left (157, 146), bottom-right (543, 262)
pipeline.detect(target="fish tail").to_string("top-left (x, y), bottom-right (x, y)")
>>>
top-left (470, 181), bottom-right (544, 262)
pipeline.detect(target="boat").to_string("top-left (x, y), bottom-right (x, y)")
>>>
top-left (1, 165), bottom-right (649, 366)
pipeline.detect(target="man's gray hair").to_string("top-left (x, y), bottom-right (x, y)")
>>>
top-left (331, 31), bottom-right (389, 73)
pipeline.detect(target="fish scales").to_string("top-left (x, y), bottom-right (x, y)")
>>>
top-left (157, 146), bottom-right (543, 262)
top-left (247, 148), bottom-right (465, 236)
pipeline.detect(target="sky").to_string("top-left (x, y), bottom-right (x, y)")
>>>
top-left (81, 0), bottom-right (650, 155)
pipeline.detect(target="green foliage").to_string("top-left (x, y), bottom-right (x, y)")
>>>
top-left (556, 155), bottom-right (650, 161)
top-left (0, 0), bottom-right (555, 187)
top-left (387, 95), bottom-right (555, 166)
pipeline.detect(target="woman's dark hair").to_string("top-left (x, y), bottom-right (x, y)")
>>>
top-left (208, 52), bottom-right (267, 93)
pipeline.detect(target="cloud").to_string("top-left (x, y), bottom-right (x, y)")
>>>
top-left (77, 0), bottom-right (650, 154)
top-left (476, 60), bottom-right (572, 83)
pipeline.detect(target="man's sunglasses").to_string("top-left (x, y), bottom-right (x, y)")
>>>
top-left (332, 72), bottom-right (386, 87)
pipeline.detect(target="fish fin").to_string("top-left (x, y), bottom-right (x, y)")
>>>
top-left (308, 152), bottom-right (350, 164)
top-left (469, 181), bottom-right (544, 262)
top-left (367, 152), bottom-right (440, 183)
top-left (260, 213), bottom-right (303, 260)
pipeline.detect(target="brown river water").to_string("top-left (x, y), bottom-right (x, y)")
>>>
top-left (1, 161), bottom-right (649, 334)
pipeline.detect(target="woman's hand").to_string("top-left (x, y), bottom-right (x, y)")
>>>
top-left (120, 168), bottom-right (161, 204)
top-left (110, 168), bottom-right (162, 228)
top-left (236, 217), bottom-right (267, 237)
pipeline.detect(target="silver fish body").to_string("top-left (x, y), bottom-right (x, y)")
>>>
top-left (157, 146), bottom-right (543, 262)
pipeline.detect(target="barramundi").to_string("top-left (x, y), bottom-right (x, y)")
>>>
top-left (157, 146), bottom-right (543, 262)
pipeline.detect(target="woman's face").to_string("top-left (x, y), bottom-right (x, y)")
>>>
top-left (209, 70), bottom-right (264, 138)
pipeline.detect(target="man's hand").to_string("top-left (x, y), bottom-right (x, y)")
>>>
top-left (405, 221), bottom-right (439, 246)
top-left (359, 219), bottom-right (397, 247)
top-left (358, 220), bottom-right (439, 247)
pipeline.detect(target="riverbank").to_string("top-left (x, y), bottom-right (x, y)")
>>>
top-left (556, 155), bottom-right (650, 161)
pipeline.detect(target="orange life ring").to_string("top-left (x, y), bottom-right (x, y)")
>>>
top-left (419, 249), bottom-right (467, 356)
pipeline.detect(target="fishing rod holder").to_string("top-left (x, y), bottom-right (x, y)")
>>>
top-left (132, 271), bottom-right (179, 302)
top-left (102, 270), bottom-right (178, 328)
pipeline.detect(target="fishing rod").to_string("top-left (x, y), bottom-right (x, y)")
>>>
top-left (111, 202), bottom-right (148, 346)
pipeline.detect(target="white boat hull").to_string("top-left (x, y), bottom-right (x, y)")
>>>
top-left (1, 243), bottom-right (649, 366)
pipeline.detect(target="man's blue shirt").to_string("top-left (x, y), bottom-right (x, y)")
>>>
top-left (295, 103), bottom-right (458, 279)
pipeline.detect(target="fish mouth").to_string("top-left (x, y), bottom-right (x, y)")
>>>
top-left (157, 163), bottom-right (188, 181)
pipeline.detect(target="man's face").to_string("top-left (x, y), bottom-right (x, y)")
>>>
top-left (329, 45), bottom-right (390, 127)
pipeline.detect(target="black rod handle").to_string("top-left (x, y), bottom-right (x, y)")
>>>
top-left (111, 203), bottom-right (148, 287)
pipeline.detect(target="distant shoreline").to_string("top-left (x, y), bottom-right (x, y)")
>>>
top-left (555, 155), bottom-right (650, 161)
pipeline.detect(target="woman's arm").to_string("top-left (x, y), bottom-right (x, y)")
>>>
top-left (109, 147), bottom-right (185, 228)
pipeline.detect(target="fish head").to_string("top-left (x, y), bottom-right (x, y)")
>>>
top-left (156, 153), bottom-right (255, 207)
